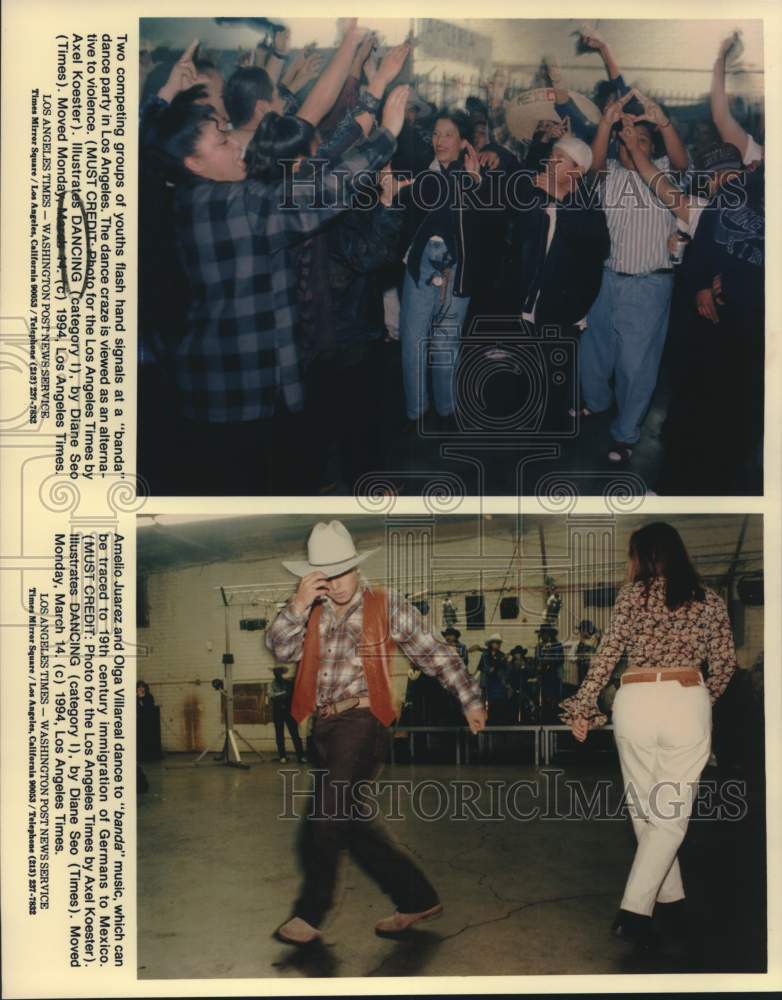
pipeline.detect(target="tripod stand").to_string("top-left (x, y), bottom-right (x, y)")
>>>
top-left (195, 587), bottom-right (264, 769)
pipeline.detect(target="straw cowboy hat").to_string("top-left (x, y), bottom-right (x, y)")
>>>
top-left (281, 520), bottom-right (379, 578)
top-left (505, 88), bottom-right (561, 141)
top-left (486, 633), bottom-right (504, 645)
top-left (505, 87), bottom-right (600, 142)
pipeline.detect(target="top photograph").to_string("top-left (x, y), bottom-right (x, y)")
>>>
top-left (138, 16), bottom-right (765, 499)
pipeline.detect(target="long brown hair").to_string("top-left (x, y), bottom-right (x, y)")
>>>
top-left (627, 522), bottom-right (705, 610)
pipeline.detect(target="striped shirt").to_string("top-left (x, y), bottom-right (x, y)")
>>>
top-left (601, 155), bottom-right (683, 275)
top-left (265, 585), bottom-right (482, 712)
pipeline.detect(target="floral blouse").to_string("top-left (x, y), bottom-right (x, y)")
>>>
top-left (559, 578), bottom-right (738, 730)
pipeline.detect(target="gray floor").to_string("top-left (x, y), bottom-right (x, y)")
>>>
top-left (138, 752), bottom-right (764, 980)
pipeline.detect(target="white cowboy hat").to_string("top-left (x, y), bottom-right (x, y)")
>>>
top-left (505, 88), bottom-right (561, 142)
top-left (486, 633), bottom-right (504, 644)
top-left (281, 520), bottom-right (379, 578)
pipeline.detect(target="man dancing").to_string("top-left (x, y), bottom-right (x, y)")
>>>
top-left (266, 520), bottom-right (486, 945)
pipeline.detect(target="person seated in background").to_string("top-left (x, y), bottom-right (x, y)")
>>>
top-left (270, 666), bottom-right (307, 763)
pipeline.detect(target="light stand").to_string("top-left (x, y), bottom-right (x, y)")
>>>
top-left (195, 587), bottom-right (264, 769)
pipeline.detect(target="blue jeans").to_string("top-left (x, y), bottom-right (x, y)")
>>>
top-left (580, 269), bottom-right (673, 445)
top-left (399, 239), bottom-right (470, 419)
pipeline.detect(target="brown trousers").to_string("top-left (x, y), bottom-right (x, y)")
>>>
top-left (293, 708), bottom-right (439, 927)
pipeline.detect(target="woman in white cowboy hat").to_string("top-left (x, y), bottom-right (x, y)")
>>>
top-left (266, 520), bottom-right (486, 946)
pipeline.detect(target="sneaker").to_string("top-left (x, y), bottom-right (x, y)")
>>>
top-left (608, 442), bottom-right (634, 464)
top-left (298, 754), bottom-right (309, 764)
top-left (278, 756), bottom-right (288, 764)
top-left (375, 903), bottom-right (444, 937)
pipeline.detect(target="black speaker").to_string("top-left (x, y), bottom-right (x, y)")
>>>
top-left (412, 599), bottom-right (430, 616)
top-left (584, 584), bottom-right (617, 608)
top-left (737, 574), bottom-right (764, 606)
top-left (239, 618), bottom-right (267, 631)
top-left (500, 596), bottom-right (519, 620)
top-left (465, 594), bottom-right (485, 629)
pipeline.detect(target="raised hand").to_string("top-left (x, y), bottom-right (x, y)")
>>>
top-left (463, 140), bottom-right (481, 182)
top-left (618, 115), bottom-right (642, 155)
top-left (378, 162), bottom-right (413, 206)
top-left (158, 39), bottom-right (200, 102)
top-left (381, 84), bottom-right (410, 137)
top-left (632, 90), bottom-right (670, 128)
top-left (478, 149), bottom-right (500, 170)
top-left (375, 41), bottom-right (411, 88)
top-left (601, 88), bottom-right (636, 126)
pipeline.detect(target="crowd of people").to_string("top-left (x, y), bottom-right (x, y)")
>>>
top-left (400, 619), bottom-right (608, 728)
top-left (139, 22), bottom-right (765, 496)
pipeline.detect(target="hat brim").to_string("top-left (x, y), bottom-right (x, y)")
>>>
top-left (281, 547), bottom-right (378, 578)
top-left (505, 100), bottom-right (561, 141)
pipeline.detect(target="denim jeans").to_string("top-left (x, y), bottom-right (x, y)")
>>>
top-left (580, 268), bottom-right (673, 445)
top-left (399, 238), bottom-right (471, 419)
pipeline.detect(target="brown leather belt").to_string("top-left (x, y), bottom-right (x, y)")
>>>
top-left (317, 696), bottom-right (371, 719)
top-left (621, 668), bottom-right (702, 687)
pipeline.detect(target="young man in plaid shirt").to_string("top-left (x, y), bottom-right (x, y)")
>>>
top-left (266, 520), bottom-right (486, 944)
top-left (148, 25), bottom-right (409, 494)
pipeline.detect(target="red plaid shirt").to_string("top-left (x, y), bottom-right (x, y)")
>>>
top-left (266, 584), bottom-right (482, 713)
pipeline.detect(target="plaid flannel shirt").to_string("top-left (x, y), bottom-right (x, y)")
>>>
top-left (265, 584), bottom-right (482, 713)
top-left (173, 126), bottom-right (396, 423)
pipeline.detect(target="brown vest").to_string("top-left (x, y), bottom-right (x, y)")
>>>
top-left (290, 588), bottom-right (397, 726)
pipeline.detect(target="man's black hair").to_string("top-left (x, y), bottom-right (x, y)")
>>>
top-left (244, 112), bottom-right (315, 184)
top-left (145, 89), bottom-right (218, 179)
top-left (433, 108), bottom-right (473, 144)
top-left (224, 66), bottom-right (274, 128)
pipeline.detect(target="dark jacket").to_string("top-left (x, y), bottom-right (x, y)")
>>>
top-left (680, 167), bottom-right (764, 314)
top-left (400, 154), bottom-right (490, 298)
top-left (504, 173), bottom-right (610, 326)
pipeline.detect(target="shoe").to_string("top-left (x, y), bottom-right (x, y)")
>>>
top-left (298, 755), bottom-right (308, 764)
top-left (436, 412), bottom-right (459, 433)
top-left (608, 442), bottom-right (634, 464)
top-left (568, 405), bottom-right (595, 418)
top-left (611, 908), bottom-right (660, 951)
top-left (654, 898), bottom-right (687, 929)
top-left (278, 756), bottom-right (288, 764)
top-left (375, 903), bottom-right (444, 937)
top-left (274, 916), bottom-right (322, 946)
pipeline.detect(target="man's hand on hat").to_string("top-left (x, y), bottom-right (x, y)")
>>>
top-left (465, 704), bottom-right (487, 734)
top-left (291, 571), bottom-right (330, 617)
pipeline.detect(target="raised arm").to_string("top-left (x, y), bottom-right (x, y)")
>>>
top-left (710, 33), bottom-right (754, 160)
top-left (634, 91), bottom-right (688, 172)
top-left (590, 92), bottom-right (632, 173)
top-left (389, 592), bottom-right (486, 732)
top-left (559, 584), bottom-right (634, 732)
top-left (297, 19), bottom-right (369, 127)
top-left (618, 117), bottom-right (689, 223)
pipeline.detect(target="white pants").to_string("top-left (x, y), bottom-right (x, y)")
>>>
top-left (612, 676), bottom-right (712, 916)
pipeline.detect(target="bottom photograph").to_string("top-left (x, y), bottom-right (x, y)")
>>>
top-left (135, 512), bottom-right (765, 980)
